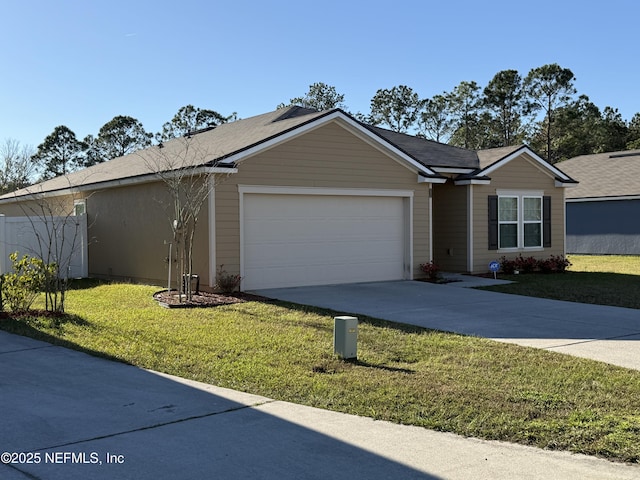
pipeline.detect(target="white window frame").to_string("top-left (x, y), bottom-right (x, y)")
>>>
top-left (73, 199), bottom-right (86, 216)
top-left (497, 190), bottom-right (543, 251)
top-left (522, 196), bottom-right (543, 248)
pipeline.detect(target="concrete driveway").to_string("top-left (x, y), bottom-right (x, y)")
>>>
top-left (3, 330), bottom-right (639, 480)
top-left (254, 280), bottom-right (640, 370)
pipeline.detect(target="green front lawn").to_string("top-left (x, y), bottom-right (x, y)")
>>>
top-left (2, 281), bottom-right (640, 463)
top-left (478, 255), bottom-right (640, 309)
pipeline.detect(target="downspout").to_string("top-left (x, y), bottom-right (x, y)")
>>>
top-left (562, 192), bottom-right (567, 256)
top-left (428, 184), bottom-right (433, 262)
top-left (208, 181), bottom-right (216, 288)
top-left (467, 184), bottom-right (474, 273)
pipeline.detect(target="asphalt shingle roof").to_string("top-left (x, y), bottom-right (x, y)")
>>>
top-left (558, 150), bottom-right (640, 199)
top-left (1, 108), bottom-right (329, 199)
top-left (368, 126), bottom-right (479, 169)
top-left (1, 106), bottom-right (570, 200)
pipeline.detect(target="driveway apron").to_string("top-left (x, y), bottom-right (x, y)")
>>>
top-left (253, 280), bottom-right (640, 370)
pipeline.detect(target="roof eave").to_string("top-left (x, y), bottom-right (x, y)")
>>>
top-left (0, 166), bottom-right (238, 204)
top-left (566, 194), bottom-right (640, 203)
top-left (432, 167), bottom-right (476, 175)
top-left (418, 174), bottom-right (447, 184)
top-left (454, 177), bottom-right (492, 186)
top-left (555, 179), bottom-right (579, 188)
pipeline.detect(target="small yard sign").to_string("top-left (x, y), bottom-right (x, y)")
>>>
top-left (489, 261), bottom-right (500, 279)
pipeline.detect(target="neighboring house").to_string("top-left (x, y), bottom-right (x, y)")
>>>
top-left (559, 150), bottom-right (640, 255)
top-left (0, 107), bottom-right (577, 290)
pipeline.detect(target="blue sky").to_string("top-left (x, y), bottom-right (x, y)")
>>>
top-left (1, 0), bottom-right (638, 149)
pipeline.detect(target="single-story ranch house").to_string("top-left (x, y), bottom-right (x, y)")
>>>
top-left (0, 107), bottom-right (577, 290)
top-left (560, 149), bottom-right (640, 255)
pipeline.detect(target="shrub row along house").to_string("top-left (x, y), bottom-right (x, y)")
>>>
top-left (0, 107), bottom-right (577, 290)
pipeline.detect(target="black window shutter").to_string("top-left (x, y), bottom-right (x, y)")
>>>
top-left (543, 196), bottom-right (551, 247)
top-left (488, 195), bottom-right (498, 250)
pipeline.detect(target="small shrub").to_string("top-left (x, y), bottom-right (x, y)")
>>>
top-left (419, 261), bottom-right (441, 281)
top-left (499, 256), bottom-right (517, 274)
top-left (215, 265), bottom-right (241, 294)
top-left (498, 254), bottom-right (571, 275)
top-left (2, 252), bottom-right (54, 312)
top-left (544, 254), bottom-right (572, 273)
top-left (517, 255), bottom-right (539, 273)
top-left (498, 256), bottom-right (512, 274)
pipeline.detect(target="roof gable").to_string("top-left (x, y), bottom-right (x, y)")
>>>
top-left (216, 109), bottom-right (444, 180)
top-left (474, 145), bottom-right (576, 185)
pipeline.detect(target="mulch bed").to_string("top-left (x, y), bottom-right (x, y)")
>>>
top-left (0, 309), bottom-right (65, 320)
top-left (153, 289), bottom-right (270, 308)
top-left (414, 277), bottom-right (461, 284)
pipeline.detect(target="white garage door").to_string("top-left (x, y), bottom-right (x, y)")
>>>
top-left (242, 193), bottom-right (407, 290)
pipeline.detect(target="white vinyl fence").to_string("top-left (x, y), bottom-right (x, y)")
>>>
top-left (0, 214), bottom-right (88, 278)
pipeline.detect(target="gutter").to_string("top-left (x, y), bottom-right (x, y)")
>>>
top-left (0, 167), bottom-right (238, 204)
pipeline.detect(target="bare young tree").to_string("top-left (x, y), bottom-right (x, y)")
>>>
top-left (141, 137), bottom-right (233, 301)
top-left (12, 185), bottom-right (90, 313)
top-left (0, 139), bottom-right (38, 194)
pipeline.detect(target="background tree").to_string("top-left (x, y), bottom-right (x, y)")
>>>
top-left (627, 113), bottom-right (640, 149)
top-left (158, 105), bottom-right (235, 142)
top-left (417, 94), bottom-right (453, 142)
top-left (95, 115), bottom-right (153, 161)
top-left (447, 81), bottom-right (482, 149)
top-left (483, 70), bottom-right (528, 146)
top-left (524, 64), bottom-right (577, 163)
top-left (278, 82), bottom-right (346, 111)
top-left (598, 107), bottom-right (629, 153)
top-left (0, 139), bottom-right (38, 194)
top-left (368, 85), bottom-right (423, 133)
top-left (539, 95), bottom-right (601, 162)
top-left (32, 126), bottom-right (86, 180)
top-left (81, 134), bottom-right (103, 168)
top-left (449, 110), bottom-right (502, 150)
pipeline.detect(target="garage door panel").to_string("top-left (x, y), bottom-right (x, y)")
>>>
top-left (243, 194), bottom-right (407, 290)
top-left (245, 239), bottom-right (403, 267)
top-left (245, 218), bottom-right (403, 244)
top-left (244, 230), bottom-right (403, 248)
top-left (245, 218), bottom-right (402, 236)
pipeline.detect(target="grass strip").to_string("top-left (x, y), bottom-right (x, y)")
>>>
top-left (478, 255), bottom-right (640, 309)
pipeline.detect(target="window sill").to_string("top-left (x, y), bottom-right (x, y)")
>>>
top-left (497, 247), bottom-right (544, 253)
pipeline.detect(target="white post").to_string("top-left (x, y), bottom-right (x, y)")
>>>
top-left (0, 214), bottom-right (5, 274)
top-left (167, 242), bottom-right (172, 292)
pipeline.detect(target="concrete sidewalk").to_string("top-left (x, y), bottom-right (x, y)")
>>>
top-left (2, 330), bottom-right (639, 479)
top-left (255, 280), bottom-right (640, 371)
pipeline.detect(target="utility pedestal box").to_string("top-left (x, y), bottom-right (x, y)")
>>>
top-left (334, 316), bottom-right (358, 360)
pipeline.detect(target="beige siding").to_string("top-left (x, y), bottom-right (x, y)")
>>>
top-left (0, 196), bottom-right (76, 217)
top-left (0, 182), bottom-right (211, 286)
top-left (432, 181), bottom-right (468, 272)
top-left (472, 155), bottom-right (566, 273)
top-left (87, 181), bottom-right (210, 285)
top-left (215, 122), bottom-right (430, 283)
